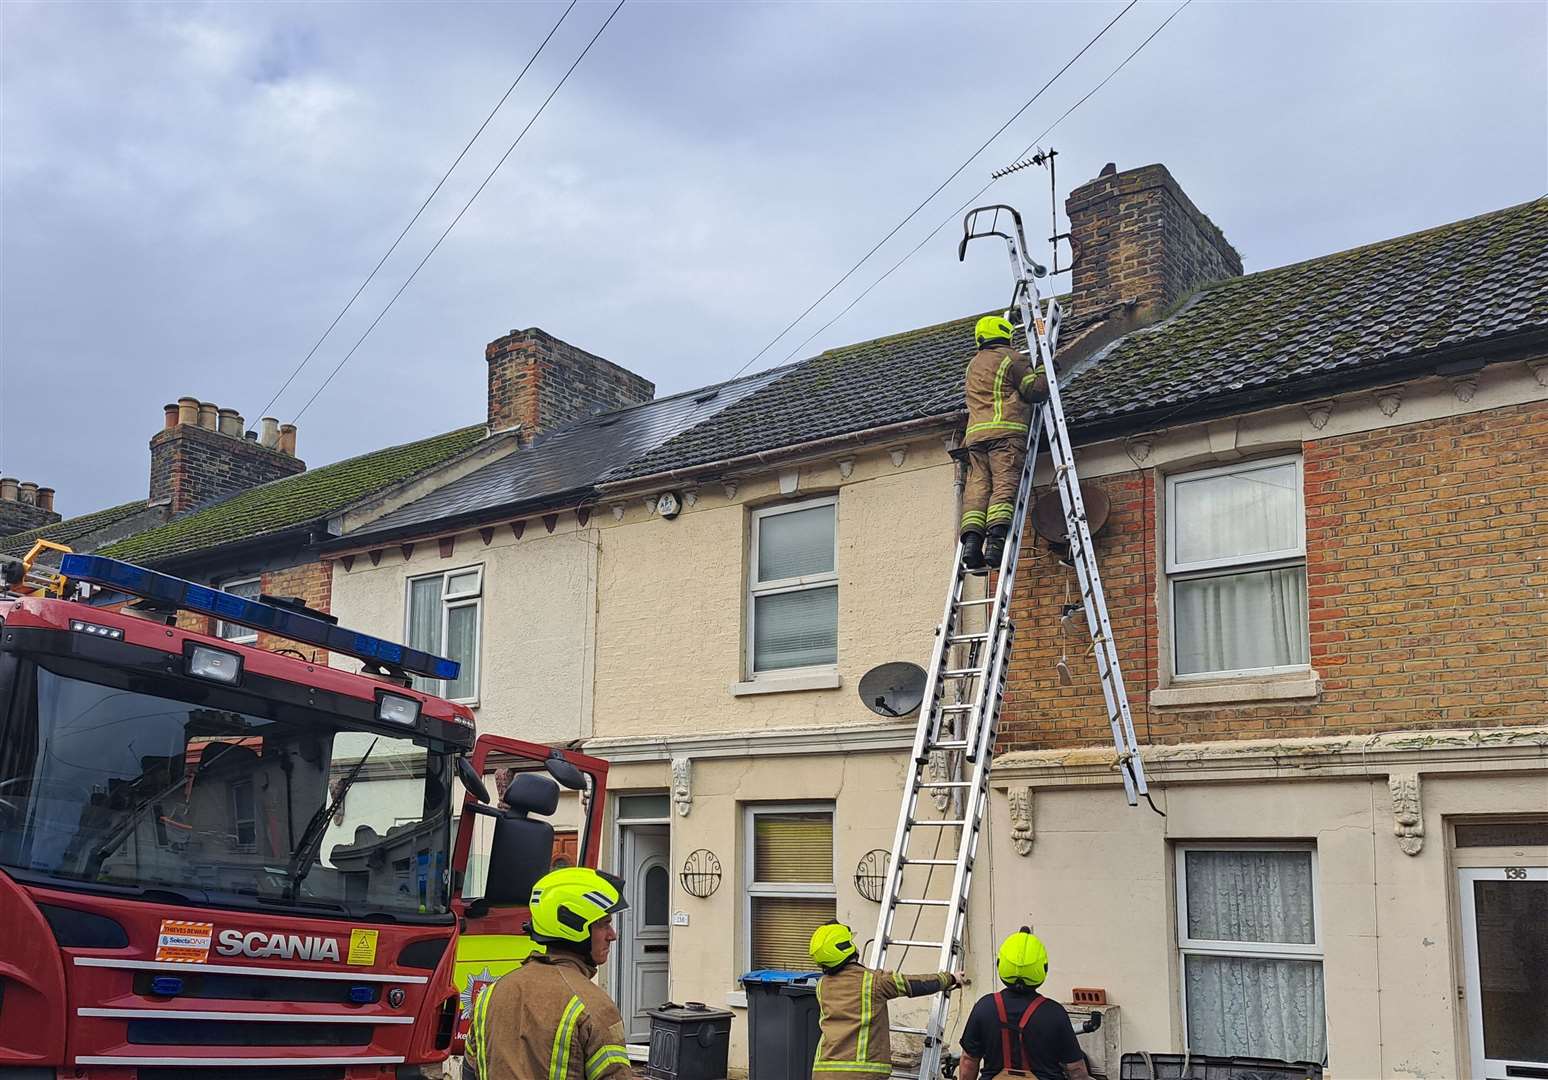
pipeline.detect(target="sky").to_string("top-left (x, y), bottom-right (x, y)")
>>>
top-left (2, 0), bottom-right (1544, 518)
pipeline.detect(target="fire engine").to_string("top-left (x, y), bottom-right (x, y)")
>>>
top-left (0, 544), bottom-right (608, 1076)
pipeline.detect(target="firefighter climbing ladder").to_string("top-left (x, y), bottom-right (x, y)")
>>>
top-left (871, 203), bottom-right (1149, 1080)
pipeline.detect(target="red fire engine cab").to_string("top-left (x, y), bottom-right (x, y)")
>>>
top-left (0, 550), bottom-right (608, 1077)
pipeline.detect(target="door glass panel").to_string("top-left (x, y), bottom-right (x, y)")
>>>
top-left (618, 793), bottom-right (670, 819)
top-left (1473, 879), bottom-right (1548, 1063)
top-left (1455, 822), bottom-right (1548, 848)
top-left (644, 865), bottom-right (669, 927)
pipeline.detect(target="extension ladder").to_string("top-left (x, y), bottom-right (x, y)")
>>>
top-left (871, 204), bottom-right (1149, 1080)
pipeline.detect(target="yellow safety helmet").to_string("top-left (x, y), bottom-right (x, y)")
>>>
top-left (975, 314), bottom-right (1015, 347)
top-left (528, 867), bottom-right (629, 944)
top-left (809, 921), bottom-right (859, 969)
top-left (997, 926), bottom-right (1049, 987)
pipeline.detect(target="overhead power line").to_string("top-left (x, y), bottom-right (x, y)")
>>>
top-left (775, 0), bottom-right (1194, 365)
top-left (727, 0), bottom-right (1141, 381)
top-left (291, 0), bottom-right (628, 424)
top-left (253, 1), bottom-right (579, 424)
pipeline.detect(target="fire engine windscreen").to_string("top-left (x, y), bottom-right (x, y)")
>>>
top-left (0, 657), bottom-right (454, 918)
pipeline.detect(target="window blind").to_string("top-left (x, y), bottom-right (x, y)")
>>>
top-left (758, 506), bottom-right (835, 582)
top-left (754, 813), bottom-right (834, 883)
top-left (751, 896), bottom-right (837, 970)
top-left (753, 587), bottom-right (838, 671)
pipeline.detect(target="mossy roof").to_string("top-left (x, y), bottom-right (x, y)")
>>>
top-left (101, 425), bottom-right (485, 565)
top-left (0, 499), bottom-right (153, 558)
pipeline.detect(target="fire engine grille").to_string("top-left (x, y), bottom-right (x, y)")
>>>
top-left (131, 971), bottom-right (382, 1004)
top-left (138, 1069), bottom-right (345, 1080)
top-left (126, 1020), bottom-right (374, 1046)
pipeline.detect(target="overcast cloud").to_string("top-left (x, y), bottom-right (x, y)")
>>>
top-left (2, 0), bottom-right (1544, 517)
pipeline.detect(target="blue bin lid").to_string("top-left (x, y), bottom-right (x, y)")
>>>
top-left (741, 968), bottom-right (819, 985)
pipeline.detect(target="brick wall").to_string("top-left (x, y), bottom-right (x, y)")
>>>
top-left (1066, 163), bottom-right (1242, 319)
top-left (150, 423), bottom-right (305, 514)
top-left (174, 559), bottom-right (332, 664)
top-left (0, 500), bottom-right (60, 535)
top-left (999, 400), bottom-right (1547, 751)
top-left (486, 327), bottom-right (654, 435)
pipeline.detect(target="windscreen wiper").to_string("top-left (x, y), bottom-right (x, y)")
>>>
top-left (284, 739), bottom-right (377, 900)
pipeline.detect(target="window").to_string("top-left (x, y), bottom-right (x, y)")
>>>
top-left (230, 780), bottom-right (256, 852)
top-left (406, 566), bottom-right (481, 702)
top-left (1176, 845), bottom-right (1326, 1064)
top-left (745, 805), bottom-right (836, 971)
top-left (216, 578), bottom-right (261, 644)
top-left (748, 499), bottom-right (838, 675)
top-left (1165, 456), bottom-right (1308, 678)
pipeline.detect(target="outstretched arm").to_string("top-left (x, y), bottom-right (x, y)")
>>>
top-left (883, 970), bottom-right (964, 999)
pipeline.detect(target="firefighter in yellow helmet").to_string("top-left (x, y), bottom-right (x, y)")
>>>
top-left (958, 928), bottom-right (1090, 1080)
top-left (808, 921), bottom-right (965, 1076)
top-left (465, 867), bottom-right (638, 1080)
top-left (960, 314), bottom-right (1048, 571)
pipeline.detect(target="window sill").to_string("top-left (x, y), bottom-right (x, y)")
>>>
top-left (730, 671), bottom-right (842, 697)
top-left (725, 990), bottom-right (748, 1010)
top-left (1150, 672), bottom-right (1320, 708)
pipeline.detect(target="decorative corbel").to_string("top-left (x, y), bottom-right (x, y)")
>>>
top-left (1449, 374), bottom-right (1478, 403)
top-left (671, 757), bottom-right (693, 817)
top-left (1303, 400), bottom-right (1335, 431)
top-left (1527, 358), bottom-right (1548, 387)
top-left (643, 496), bottom-right (658, 516)
top-left (722, 481), bottom-right (739, 502)
top-left (1388, 772), bottom-right (1424, 856)
top-left (1206, 417), bottom-right (1242, 461)
top-left (836, 458), bottom-right (855, 480)
top-left (611, 504), bottom-right (625, 522)
top-left (779, 469), bottom-right (800, 496)
top-left (889, 446), bottom-right (908, 468)
top-left (1124, 433), bottom-right (1155, 466)
top-left (941, 433), bottom-right (959, 454)
top-left (340, 555), bottom-right (355, 572)
top-left (1374, 386), bottom-right (1404, 418)
top-left (1008, 786), bottom-right (1035, 857)
top-left (369, 549), bottom-right (383, 567)
top-left (683, 489), bottom-right (699, 508)
top-left (928, 751), bottom-right (952, 812)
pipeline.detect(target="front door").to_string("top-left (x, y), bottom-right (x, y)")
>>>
top-left (619, 824), bottom-right (671, 1043)
top-left (1459, 866), bottom-right (1548, 1079)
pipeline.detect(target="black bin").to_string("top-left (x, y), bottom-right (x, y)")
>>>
top-left (646, 1001), bottom-right (734, 1080)
top-left (741, 969), bottom-right (821, 1080)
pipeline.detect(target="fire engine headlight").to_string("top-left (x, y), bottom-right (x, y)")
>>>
top-left (187, 644), bottom-right (243, 684)
top-left (377, 691), bottom-right (421, 727)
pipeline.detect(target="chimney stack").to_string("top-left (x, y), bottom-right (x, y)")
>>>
top-left (149, 396), bottom-right (306, 514)
top-left (1066, 163), bottom-right (1241, 321)
top-left (486, 327), bottom-right (654, 437)
top-left (0, 475), bottom-right (63, 533)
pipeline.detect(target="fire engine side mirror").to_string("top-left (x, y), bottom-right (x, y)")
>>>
top-left (456, 756), bottom-right (490, 804)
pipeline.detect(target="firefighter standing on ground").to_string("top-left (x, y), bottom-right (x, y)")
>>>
top-left (808, 921), bottom-right (966, 1076)
top-left (960, 314), bottom-right (1047, 571)
top-left (465, 867), bottom-right (637, 1080)
top-left (958, 929), bottom-right (1090, 1080)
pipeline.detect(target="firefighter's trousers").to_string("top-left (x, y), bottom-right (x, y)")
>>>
top-left (960, 437), bottom-right (1025, 538)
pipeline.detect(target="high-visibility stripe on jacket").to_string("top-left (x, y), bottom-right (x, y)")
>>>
top-left (465, 950), bottom-right (635, 1080)
top-left (813, 962), bottom-right (956, 1075)
top-left (964, 345), bottom-right (1043, 446)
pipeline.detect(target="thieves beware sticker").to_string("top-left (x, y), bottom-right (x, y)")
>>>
top-left (347, 928), bottom-right (379, 966)
top-left (155, 919), bottom-right (213, 963)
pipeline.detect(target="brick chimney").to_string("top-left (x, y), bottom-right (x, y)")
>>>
top-left (149, 397), bottom-right (305, 513)
top-left (486, 328), bottom-right (654, 436)
top-left (1066, 163), bottom-right (1242, 320)
top-left (0, 476), bottom-right (61, 534)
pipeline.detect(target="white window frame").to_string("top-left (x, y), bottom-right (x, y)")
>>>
top-left (742, 802), bottom-right (837, 976)
top-left (747, 497), bottom-right (839, 679)
top-left (1175, 843), bottom-right (1325, 1059)
top-left (215, 577), bottom-right (261, 644)
top-left (1164, 454), bottom-right (1309, 680)
top-left (230, 779), bottom-right (257, 853)
top-left (404, 564), bottom-right (483, 704)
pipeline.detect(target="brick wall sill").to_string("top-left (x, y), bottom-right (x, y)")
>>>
top-left (730, 671), bottom-right (842, 697)
top-left (1150, 673), bottom-right (1320, 708)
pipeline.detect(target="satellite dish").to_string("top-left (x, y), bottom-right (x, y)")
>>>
top-left (1031, 483), bottom-right (1111, 544)
top-left (860, 662), bottom-right (928, 718)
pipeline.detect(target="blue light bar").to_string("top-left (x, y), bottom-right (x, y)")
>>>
top-left (60, 554), bottom-right (460, 682)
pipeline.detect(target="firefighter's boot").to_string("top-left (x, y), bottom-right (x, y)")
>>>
top-left (983, 524), bottom-right (1009, 570)
top-left (960, 532), bottom-right (986, 571)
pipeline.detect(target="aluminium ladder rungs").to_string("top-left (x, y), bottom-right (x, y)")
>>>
top-left (872, 199), bottom-right (1151, 1080)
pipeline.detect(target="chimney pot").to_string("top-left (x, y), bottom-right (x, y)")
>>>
top-left (177, 397), bottom-right (201, 426)
top-left (1099, 162), bottom-right (1118, 177)
top-left (163, 403), bottom-right (180, 430)
top-left (244, 430), bottom-right (258, 441)
top-left (260, 417), bottom-right (280, 448)
top-left (197, 402), bottom-right (218, 431)
top-left (18, 482), bottom-right (38, 506)
top-left (278, 423), bottom-right (298, 457)
top-left (0, 478), bottom-right (16, 501)
top-left (218, 408), bottom-right (242, 438)
top-left (36, 487), bottom-right (55, 513)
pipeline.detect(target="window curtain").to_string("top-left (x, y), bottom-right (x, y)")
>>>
top-left (1173, 463), bottom-right (1299, 566)
top-left (1184, 850), bottom-right (1326, 1063)
top-left (1174, 567), bottom-right (1308, 675)
top-left (407, 578), bottom-right (442, 694)
top-left (445, 603), bottom-right (478, 700)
